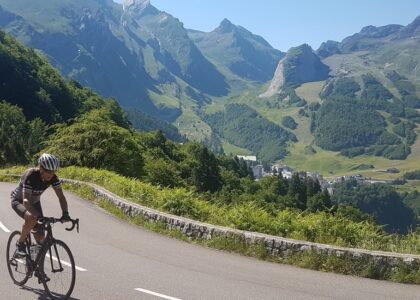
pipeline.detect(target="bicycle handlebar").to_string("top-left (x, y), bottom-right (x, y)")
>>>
top-left (37, 217), bottom-right (80, 233)
top-left (65, 218), bottom-right (79, 233)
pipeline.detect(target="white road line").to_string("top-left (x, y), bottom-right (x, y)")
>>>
top-left (135, 288), bottom-right (182, 300)
top-left (0, 221), bottom-right (10, 233)
top-left (46, 253), bottom-right (87, 272)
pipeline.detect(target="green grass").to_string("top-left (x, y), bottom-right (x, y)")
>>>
top-left (295, 81), bottom-right (324, 103)
top-left (175, 108), bottom-right (213, 142)
top-left (221, 139), bottom-right (253, 156)
top-left (148, 89), bottom-right (180, 110)
top-left (283, 140), bottom-right (420, 181)
top-left (283, 251), bottom-right (420, 284)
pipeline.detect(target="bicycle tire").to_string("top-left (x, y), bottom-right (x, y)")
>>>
top-left (6, 231), bottom-right (31, 286)
top-left (40, 239), bottom-right (76, 300)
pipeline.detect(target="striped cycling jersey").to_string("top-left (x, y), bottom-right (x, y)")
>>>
top-left (10, 168), bottom-right (62, 203)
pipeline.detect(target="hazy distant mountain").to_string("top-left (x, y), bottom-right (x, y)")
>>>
top-left (310, 16), bottom-right (420, 160)
top-left (122, 0), bottom-right (228, 97)
top-left (0, 0), bottom-right (226, 121)
top-left (317, 16), bottom-right (420, 56)
top-left (188, 19), bottom-right (285, 84)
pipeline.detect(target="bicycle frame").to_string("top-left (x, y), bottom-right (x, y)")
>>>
top-left (26, 218), bottom-right (79, 278)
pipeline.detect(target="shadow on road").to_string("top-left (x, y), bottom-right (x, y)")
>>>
top-left (19, 285), bottom-right (80, 300)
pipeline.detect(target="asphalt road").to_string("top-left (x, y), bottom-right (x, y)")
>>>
top-left (1, 182), bottom-right (419, 300)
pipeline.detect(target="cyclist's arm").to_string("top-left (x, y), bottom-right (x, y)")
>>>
top-left (54, 187), bottom-right (69, 214)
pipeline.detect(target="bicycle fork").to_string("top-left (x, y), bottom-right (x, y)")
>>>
top-left (46, 242), bottom-right (65, 273)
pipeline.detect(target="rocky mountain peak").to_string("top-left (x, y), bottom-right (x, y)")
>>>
top-left (358, 24), bottom-right (402, 38)
top-left (398, 14), bottom-right (420, 38)
top-left (216, 18), bottom-right (236, 33)
top-left (260, 43), bottom-right (329, 97)
top-left (316, 40), bottom-right (341, 58)
top-left (123, 0), bottom-right (157, 16)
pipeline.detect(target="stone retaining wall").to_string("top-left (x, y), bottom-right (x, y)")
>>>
top-left (62, 179), bottom-right (420, 270)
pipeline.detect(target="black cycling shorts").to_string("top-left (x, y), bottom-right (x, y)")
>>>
top-left (11, 198), bottom-right (44, 232)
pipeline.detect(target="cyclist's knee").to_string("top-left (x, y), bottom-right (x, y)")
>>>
top-left (24, 211), bottom-right (37, 226)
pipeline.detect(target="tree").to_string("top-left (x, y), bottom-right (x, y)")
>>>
top-left (143, 158), bottom-right (182, 188)
top-left (181, 143), bottom-right (222, 193)
top-left (306, 177), bottom-right (321, 197)
top-left (287, 172), bottom-right (307, 210)
top-left (0, 101), bottom-right (27, 165)
top-left (307, 190), bottom-right (332, 212)
top-left (27, 118), bottom-right (48, 159)
top-left (332, 182), bottom-right (417, 233)
top-left (277, 173), bottom-right (289, 196)
top-left (42, 110), bottom-right (144, 178)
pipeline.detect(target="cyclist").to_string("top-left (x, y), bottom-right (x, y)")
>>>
top-left (11, 153), bottom-right (71, 257)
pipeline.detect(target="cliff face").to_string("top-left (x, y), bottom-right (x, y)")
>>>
top-left (260, 44), bottom-right (330, 97)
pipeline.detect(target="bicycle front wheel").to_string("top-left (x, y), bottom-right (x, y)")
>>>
top-left (40, 240), bottom-right (76, 300)
top-left (6, 231), bottom-right (30, 286)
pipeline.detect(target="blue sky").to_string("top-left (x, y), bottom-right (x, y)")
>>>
top-left (115, 0), bottom-right (420, 52)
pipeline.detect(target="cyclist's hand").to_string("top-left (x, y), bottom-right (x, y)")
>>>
top-left (61, 211), bottom-right (71, 222)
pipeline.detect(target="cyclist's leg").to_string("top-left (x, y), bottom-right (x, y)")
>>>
top-left (11, 198), bottom-right (40, 244)
top-left (31, 202), bottom-right (45, 244)
top-left (11, 199), bottom-right (31, 248)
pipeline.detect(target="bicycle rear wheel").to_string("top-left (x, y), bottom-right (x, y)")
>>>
top-left (40, 240), bottom-right (76, 300)
top-left (6, 231), bottom-right (31, 286)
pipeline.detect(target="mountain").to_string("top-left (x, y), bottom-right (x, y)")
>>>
top-left (0, 0), bottom-right (162, 113)
top-left (188, 19), bottom-right (285, 86)
top-left (316, 40), bottom-right (341, 59)
top-left (0, 29), bottom-right (81, 123)
top-left (317, 16), bottom-right (420, 59)
top-left (126, 108), bottom-right (187, 142)
top-left (2, 0), bottom-right (420, 170)
top-left (290, 16), bottom-right (420, 167)
top-left (0, 0), bottom-right (227, 121)
top-left (122, 0), bottom-right (228, 97)
top-left (260, 44), bottom-right (330, 97)
top-left (0, 0), bottom-right (279, 122)
top-left (0, 0), bottom-right (289, 148)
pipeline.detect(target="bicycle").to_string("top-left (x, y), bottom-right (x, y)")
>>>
top-left (6, 217), bottom-right (79, 300)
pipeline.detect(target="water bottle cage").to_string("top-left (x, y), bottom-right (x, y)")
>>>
top-left (30, 244), bottom-right (41, 261)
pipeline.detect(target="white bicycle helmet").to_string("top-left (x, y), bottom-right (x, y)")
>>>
top-left (38, 153), bottom-right (60, 171)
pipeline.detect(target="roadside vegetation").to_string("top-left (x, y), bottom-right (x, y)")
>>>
top-left (1, 166), bottom-right (418, 255)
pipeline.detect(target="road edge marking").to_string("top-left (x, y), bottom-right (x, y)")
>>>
top-left (46, 253), bottom-right (87, 272)
top-left (135, 288), bottom-right (182, 300)
top-left (0, 221), bottom-right (10, 233)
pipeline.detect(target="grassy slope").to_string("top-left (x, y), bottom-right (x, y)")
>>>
top-left (283, 80), bottom-right (420, 179)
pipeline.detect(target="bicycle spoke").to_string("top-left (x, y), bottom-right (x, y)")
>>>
top-left (41, 240), bottom-right (76, 299)
top-left (6, 231), bottom-right (31, 286)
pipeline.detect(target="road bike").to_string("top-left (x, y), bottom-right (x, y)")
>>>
top-left (6, 217), bottom-right (79, 300)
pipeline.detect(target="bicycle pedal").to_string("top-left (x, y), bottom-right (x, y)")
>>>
top-left (35, 271), bottom-right (50, 283)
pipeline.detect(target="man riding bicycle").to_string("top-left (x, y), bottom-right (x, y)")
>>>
top-left (11, 153), bottom-right (71, 257)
